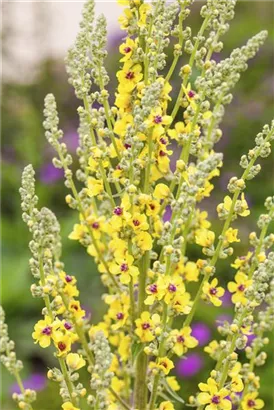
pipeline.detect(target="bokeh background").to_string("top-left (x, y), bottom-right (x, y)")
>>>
top-left (1, 1), bottom-right (274, 409)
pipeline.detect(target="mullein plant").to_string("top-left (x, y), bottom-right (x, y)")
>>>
top-left (1, 0), bottom-right (274, 409)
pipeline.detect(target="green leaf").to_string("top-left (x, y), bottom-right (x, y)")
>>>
top-left (163, 379), bottom-right (185, 404)
top-left (131, 342), bottom-right (144, 363)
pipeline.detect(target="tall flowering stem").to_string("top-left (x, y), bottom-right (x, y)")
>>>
top-left (1, 1), bottom-right (274, 409)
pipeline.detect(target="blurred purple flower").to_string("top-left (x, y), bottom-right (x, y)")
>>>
top-left (10, 373), bottom-right (47, 394)
top-left (64, 130), bottom-right (79, 152)
top-left (163, 206), bottom-right (172, 222)
top-left (40, 163), bottom-right (63, 184)
top-left (215, 314), bottom-right (233, 326)
top-left (176, 353), bottom-right (204, 378)
top-left (247, 333), bottom-right (256, 347)
top-left (221, 290), bottom-right (233, 307)
top-left (191, 322), bottom-right (211, 346)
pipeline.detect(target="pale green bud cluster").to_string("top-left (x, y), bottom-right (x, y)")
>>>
top-left (0, 307), bottom-right (36, 409)
top-left (65, 0), bottom-right (95, 99)
top-left (88, 332), bottom-right (113, 409)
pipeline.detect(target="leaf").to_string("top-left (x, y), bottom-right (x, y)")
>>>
top-left (131, 341), bottom-right (143, 363)
top-left (163, 379), bottom-right (185, 405)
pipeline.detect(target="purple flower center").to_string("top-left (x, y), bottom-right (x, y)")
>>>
top-left (64, 322), bottom-right (72, 330)
top-left (114, 207), bottom-right (123, 216)
top-left (160, 137), bottom-right (167, 145)
top-left (120, 263), bottom-right (129, 272)
top-left (177, 335), bottom-right (185, 343)
top-left (124, 46), bottom-right (132, 53)
top-left (142, 322), bottom-right (150, 330)
top-left (116, 312), bottom-right (124, 320)
top-left (154, 115), bottom-right (162, 124)
top-left (247, 400), bottom-right (255, 408)
top-left (238, 284), bottom-right (245, 292)
top-left (124, 143), bottom-right (131, 149)
top-left (92, 222), bottom-right (99, 229)
top-left (125, 71), bottom-right (134, 80)
top-left (42, 326), bottom-right (52, 336)
top-left (211, 395), bottom-right (220, 404)
top-left (168, 283), bottom-right (177, 292)
top-left (133, 219), bottom-right (140, 226)
top-left (159, 150), bottom-right (166, 157)
top-left (58, 341), bottom-right (67, 352)
top-left (209, 287), bottom-right (217, 296)
top-left (188, 90), bottom-right (195, 98)
top-left (149, 284), bottom-right (157, 293)
top-left (65, 275), bottom-right (73, 283)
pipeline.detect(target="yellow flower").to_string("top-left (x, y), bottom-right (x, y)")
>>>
top-left (119, 38), bottom-right (135, 62)
top-left (118, 334), bottom-right (131, 362)
top-left (135, 311), bottom-right (160, 343)
top-left (219, 194), bottom-right (250, 217)
top-left (166, 376), bottom-right (180, 392)
top-left (117, 61), bottom-right (143, 92)
top-left (62, 402), bottom-right (80, 410)
top-left (195, 229), bottom-right (215, 248)
top-left (138, 3), bottom-right (151, 27)
top-left (32, 316), bottom-right (60, 348)
top-left (87, 177), bottom-right (104, 197)
top-left (68, 300), bottom-right (86, 320)
top-left (59, 271), bottom-right (79, 298)
top-left (228, 272), bottom-right (253, 305)
top-left (150, 357), bottom-right (174, 375)
top-left (66, 353), bottom-right (86, 371)
top-left (231, 252), bottom-right (252, 269)
top-left (229, 362), bottom-right (244, 392)
top-left (145, 107), bottom-right (172, 129)
top-left (153, 183), bottom-right (170, 200)
top-left (168, 121), bottom-right (186, 141)
top-left (170, 327), bottom-right (198, 356)
top-left (53, 332), bottom-right (72, 357)
top-left (107, 294), bottom-right (130, 330)
top-left (224, 227), bottom-right (240, 244)
top-left (68, 223), bottom-right (88, 241)
top-left (118, 9), bottom-right (133, 30)
top-left (129, 213), bottom-right (149, 231)
top-left (109, 254), bottom-right (139, 284)
top-left (159, 401), bottom-right (175, 410)
top-left (242, 392), bottom-right (264, 410)
top-left (133, 231), bottom-right (153, 251)
top-left (203, 278), bottom-right (224, 306)
top-left (204, 340), bottom-right (220, 358)
top-left (197, 378), bottom-right (231, 409)
top-left (238, 193), bottom-right (250, 216)
top-left (175, 260), bottom-right (199, 282)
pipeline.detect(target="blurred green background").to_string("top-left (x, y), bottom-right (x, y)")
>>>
top-left (1, 1), bottom-right (273, 409)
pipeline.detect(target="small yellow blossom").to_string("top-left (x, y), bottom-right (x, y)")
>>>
top-left (159, 401), bottom-right (175, 410)
top-left (66, 353), bottom-right (86, 371)
top-left (166, 376), bottom-right (180, 391)
top-left (195, 229), bottom-right (215, 248)
top-left (197, 378), bottom-right (231, 409)
top-left (242, 392), bottom-right (264, 410)
top-left (203, 278), bottom-right (224, 306)
top-left (109, 254), bottom-right (139, 284)
top-left (133, 231), bottom-right (153, 251)
top-left (228, 272), bottom-right (253, 305)
top-left (224, 227), bottom-right (240, 244)
top-left (135, 311), bottom-right (160, 343)
top-left (150, 357), bottom-right (174, 375)
top-left (153, 183), bottom-right (170, 200)
top-left (170, 326), bottom-right (198, 356)
top-left (62, 403), bottom-right (80, 410)
top-left (32, 316), bottom-right (60, 348)
top-left (87, 177), bottom-right (104, 197)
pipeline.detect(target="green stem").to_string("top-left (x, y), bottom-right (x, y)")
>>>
top-left (59, 357), bottom-right (78, 406)
top-left (134, 251), bottom-right (150, 409)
